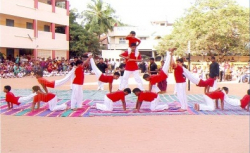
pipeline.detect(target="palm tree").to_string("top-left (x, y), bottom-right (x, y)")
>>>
top-left (83, 0), bottom-right (119, 38)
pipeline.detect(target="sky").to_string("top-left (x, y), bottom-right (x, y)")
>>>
top-left (69, 0), bottom-right (249, 26)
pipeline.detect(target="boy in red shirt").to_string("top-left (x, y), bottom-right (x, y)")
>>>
top-left (182, 67), bottom-right (216, 93)
top-left (4, 85), bottom-right (37, 110)
top-left (194, 88), bottom-right (225, 111)
top-left (88, 54), bottom-right (120, 93)
top-left (31, 86), bottom-right (66, 111)
top-left (171, 58), bottom-right (188, 111)
top-left (221, 87), bottom-right (250, 111)
top-left (71, 58), bottom-right (90, 110)
top-left (143, 48), bottom-right (176, 93)
top-left (119, 43), bottom-right (144, 90)
top-left (126, 31), bottom-right (141, 57)
top-left (132, 88), bottom-right (169, 112)
top-left (36, 66), bottom-right (76, 93)
top-left (96, 88), bottom-right (131, 111)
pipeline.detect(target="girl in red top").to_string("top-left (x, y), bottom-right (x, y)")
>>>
top-left (119, 43), bottom-right (144, 91)
top-left (171, 57), bottom-right (188, 111)
top-left (71, 58), bottom-right (90, 110)
top-left (4, 85), bottom-right (37, 110)
top-left (36, 66), bottom-right (76, 93)
top-left (194, 88), bottom-right (225, 111)
top-left (222, 87), bottom-right (250, 111)
top-left (126, 31), bottom-right (141, 57)
top-left (96, 88), bottom-right (131, 111)
top-left (89, 54), bottom-right (120, 93)
top-left (31, 86), bottom-right (66, 111)
top-left (132, 88), bottom-right (169, 112)
top-left (143, 49), bottom-right (175, 93)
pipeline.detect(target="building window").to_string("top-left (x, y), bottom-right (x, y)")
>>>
top-left (160, 23), bottom-right (165, 26)
top-left (44, 25), bottom-right (50, 32)
top-left (119, 38), bottom-right (126, 44)
top-left (6, 19), bottom-right (14, 27)
top-left (26, 22), bottom-right (33, 29)
top-left (140, 37), bottom-right (146, 40)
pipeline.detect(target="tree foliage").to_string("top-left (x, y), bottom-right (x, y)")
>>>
top-left (69, 10), bottom-right (100, 56)
top-left (156, 0), bottom-right (249, 56)
top-left (82, 0), bottom-right (124, 37)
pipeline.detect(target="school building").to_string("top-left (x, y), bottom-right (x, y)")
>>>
top-left (0, 0), bottom-right (69, 59)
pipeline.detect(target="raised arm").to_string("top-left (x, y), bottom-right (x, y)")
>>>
top-left (109, 83), bottom-right (112, 93)
top-left (121, 100), bottom-right (126, 111)
top-left (83, 57), bottom-right (91, 66)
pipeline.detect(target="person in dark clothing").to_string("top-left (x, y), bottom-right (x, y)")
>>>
top-left (140, 62), bottom-right (147, 73)
top-left (209, 56), bottom-right (219, 78)
top-left (70, 57), bottom-right (78, 67)
top-left (96, 58), bottom-right (108, 90)
top-left (149, 58), bottom-right (158, 75)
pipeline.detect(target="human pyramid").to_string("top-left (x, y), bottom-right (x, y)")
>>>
top-left (4, 31), bottom-right (250, 113)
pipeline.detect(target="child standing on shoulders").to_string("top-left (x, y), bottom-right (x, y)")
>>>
top-left (126, 31), bottom-right (141, 56)
top-left (96, 88), bottom-right (131, 111)
top-left (4, 85), bottom-right (37, 110)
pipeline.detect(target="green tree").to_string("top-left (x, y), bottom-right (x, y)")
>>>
top-left (82, 0), bottom-right (123, 37)
top-left (156, 0), bottom-right (249, 57)
top-left (69, 10), bottom-right (100, 56)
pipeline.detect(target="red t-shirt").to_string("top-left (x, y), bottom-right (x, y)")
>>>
top-left (198, 78), bottom-right (215, 87)
top-left (5, 92), bottom-right (20, 105)
top-left (107, 91), bottom-right (125, 102)
top-left (174, 65), bottom-right (185, 83)
top-left (33, 93), bottom-right (55, 103)
top-left (120, 51), bottom-right (141, 71)
top-left (138, 92), bottom-right (158, 102)
top-left (240, 95), bottom-right (250, 109)
top-left (126, 37), bottom-right (141, 47)
top-left (37, 77), bottom-right (55, 88)
top-left (99, 74), bottom-right (113, 83)
top-left (206, 91), bottom-right (224, 101)
top-left (73, 66), bottom-right (84, 85)
top-left (150, 70), bottom-right (168, 85)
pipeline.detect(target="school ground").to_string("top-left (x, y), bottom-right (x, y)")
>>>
top-left (1, 74), bottom-right (249, 153)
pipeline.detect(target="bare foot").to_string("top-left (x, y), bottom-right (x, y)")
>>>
top-left (194, 103), bottom-right (199, 111)
top-left (178, 109), bottom-right (187, 112)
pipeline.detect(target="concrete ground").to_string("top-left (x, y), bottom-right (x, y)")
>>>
top-left (1, 74), bottom-right (249, 153)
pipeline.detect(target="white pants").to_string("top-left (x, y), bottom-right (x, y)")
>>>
top-left (183, 67), bottom-right (200, 85)
top-left (210, 79), bottom-right (217, 92)
top-left (225, 97), bottom-right (241, 106)
top-left (145, 96), bottom-right (168, 111)
top-left (96, 95), bottom-right (114, 111)
top-left (176, 82), bottom-right (188, 109)
top-left (47, 96), bottom-right (67, 111)
top-left (119, 76), bottom-right (123, 89)
top-left (55, 67), bottom-right (76, 87)
top-left (152, 85), bottom-right (160, 93)
top-left (70, 74), bottom-right (75, 90)
top-left (119, 70), bottom-right (144, 90)
top-left (199, 95), bottom-right (215, 111)
top-left (90, 58), bottom-right (104, 90)
top-left (71, 84), bottom-right (83, 109)
top-left (18, 93), bottom-right (37, 103)
top-left (162, 51), bottom-right (172, 75)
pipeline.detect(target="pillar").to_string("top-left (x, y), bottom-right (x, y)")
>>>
top-left (33, 20), bottom-right (38, 37)
top-left (51, 0), bottom-right (56, 13)
top-left (152, 50), bottom-right (155, 58)
top-left (65, 0), bottom-right (69, 16)
top-left (51, 23), bottom-right (55, 39)
top-left (52, 50), bottom-right (55, 59)
top-left (33, 49), bottom-right (37, 59)
top-left (34, 0), bottom-right (38, 9)
top-left (66, 50), bottom-right (69, 59)
top-left (65, 26), bottom-right (69, 41)
top-left (14, 49), bottom-right (19, 57)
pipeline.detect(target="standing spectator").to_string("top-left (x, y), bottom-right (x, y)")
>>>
top-left (209, 56), bottom-right (219, 90)
top-left (149, 58), bottom-right (158, 75)
top-left (110, 59), bottom-right (115, 72)
top-left (96, 58), bottom-right (108, 90)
